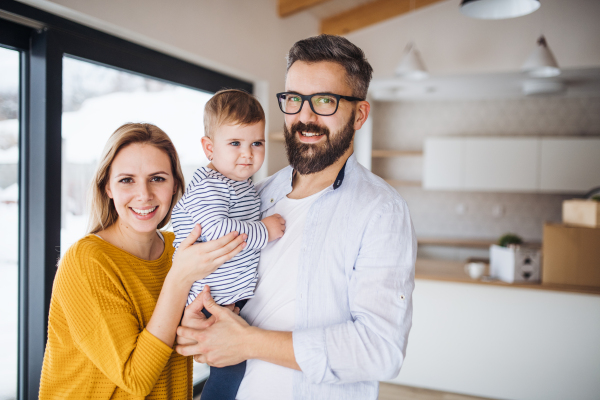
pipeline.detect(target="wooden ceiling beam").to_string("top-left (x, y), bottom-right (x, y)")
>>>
top-left (278, 0), bottom-right (333, 18)
top-left (321, 0), bottom-right (446, 35)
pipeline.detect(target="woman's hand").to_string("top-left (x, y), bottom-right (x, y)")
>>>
top-left (175, 287), bottom-right (252, 368)
top-left (171, 224), bottom-right (247, 285)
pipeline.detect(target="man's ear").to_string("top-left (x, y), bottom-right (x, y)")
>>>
top-left (353, 100), bottom-right (371, 131)
top-left (201, 136), bottom-right (214, 161)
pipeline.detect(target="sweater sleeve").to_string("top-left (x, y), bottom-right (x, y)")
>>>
top-left (55, 245), bottom-right (174, 396)
top-left (179, 177), bottom-right (268, 250)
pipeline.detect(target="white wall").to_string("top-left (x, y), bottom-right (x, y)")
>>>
top-left (393, 280), bottom-right (600, 400)
top-left (346, 0), bottom-right (600, 78)
top-left (17, 0), bottom-right (320, 177)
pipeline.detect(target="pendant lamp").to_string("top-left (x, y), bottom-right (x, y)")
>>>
top-left (522, 35), bottom-right (560, 78)
top-left (395, 42), bottom-right (428, 80)
top-left (460, 0), bottom-right (540, 19)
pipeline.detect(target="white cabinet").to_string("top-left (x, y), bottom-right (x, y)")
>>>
top-left (463, 138), bottom-right (540, 192)
top-left (423, 138), bottom-right (463, 189)
top-left (423, 137), bottom-right (600, 193)
top-left (540, 138), bottom-right (600, 192)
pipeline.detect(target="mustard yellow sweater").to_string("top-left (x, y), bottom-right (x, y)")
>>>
top-left (39, 232), bottom-right (192, 399)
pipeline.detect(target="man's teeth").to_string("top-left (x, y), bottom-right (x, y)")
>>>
top-left (131, 206), bottom-right (157, 215)
top-left (301, 132), bottom-right (323, 137)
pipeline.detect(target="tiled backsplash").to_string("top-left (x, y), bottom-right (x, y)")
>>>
top-left (372, 96), bottom-right (600, 242)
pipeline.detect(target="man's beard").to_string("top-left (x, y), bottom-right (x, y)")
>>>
top-left (283, 110), bottom-right (355, 175)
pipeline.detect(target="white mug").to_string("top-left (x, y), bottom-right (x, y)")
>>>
top-left (464, 262), bottom-right (486, 280)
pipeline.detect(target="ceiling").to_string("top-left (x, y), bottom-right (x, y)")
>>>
top-left (277, 0), bottom-right (448, 35)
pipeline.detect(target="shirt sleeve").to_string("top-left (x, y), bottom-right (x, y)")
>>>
top-left (292, 200), bottom-right (417, 384)
top-left (55, 248), bottom-right (175, 396)
top-left (179, 178), bottom-right (268, 250)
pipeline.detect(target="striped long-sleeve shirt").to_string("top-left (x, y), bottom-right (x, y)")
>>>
top-left (171, 167), bottom-right (268, 305)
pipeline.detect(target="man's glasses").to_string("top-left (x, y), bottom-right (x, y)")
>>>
top-left (276, 92), bottom-right (364, 116)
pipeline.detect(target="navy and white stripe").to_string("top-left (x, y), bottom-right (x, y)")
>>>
top-left (172, 167), bottom-right (268, 306)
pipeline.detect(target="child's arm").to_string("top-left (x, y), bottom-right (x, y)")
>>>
top-left (179, 178), bottom-right (283, 249)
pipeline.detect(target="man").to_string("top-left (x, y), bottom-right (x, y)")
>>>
top-left (176, 34), bottom-right (416, 400)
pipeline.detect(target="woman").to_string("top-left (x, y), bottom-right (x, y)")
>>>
top-left (39, 123), bottom-right (247, 399)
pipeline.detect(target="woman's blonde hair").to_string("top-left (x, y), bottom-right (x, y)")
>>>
top-left (87, 123), bottom-right (185, 234)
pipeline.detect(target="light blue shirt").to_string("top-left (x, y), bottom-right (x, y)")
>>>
top-left (256, 153), bottom-right (417, 400)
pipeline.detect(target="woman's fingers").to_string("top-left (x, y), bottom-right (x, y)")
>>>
top-left (197, 230), bottom-right (240, 252)
top-left (179, 224), bottom-right (202, 250)
top-left (204, 233), bottom-right (247, 261)
top-left (212, 241), bottom-right (247, 266)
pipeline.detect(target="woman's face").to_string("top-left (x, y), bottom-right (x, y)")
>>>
top-left (106, 143), bottom-right (176, 235)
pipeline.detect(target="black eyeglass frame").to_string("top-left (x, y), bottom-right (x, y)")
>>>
top-left (276, 92), bottom-right (365, 116)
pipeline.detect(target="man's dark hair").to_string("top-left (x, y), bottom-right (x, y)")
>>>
top-left (286, 34), bottom-right (373, 99)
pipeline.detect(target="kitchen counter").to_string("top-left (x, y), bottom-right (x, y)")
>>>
top-left (415, 258), bottom-right (600, 296)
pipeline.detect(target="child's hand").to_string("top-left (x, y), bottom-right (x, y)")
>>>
top-left (262, 214), bottom-right (286, 242)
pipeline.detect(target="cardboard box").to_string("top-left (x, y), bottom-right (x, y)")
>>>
top-left (542, 223), bottom-right (600, 288)
top-left (490, 245), bottom-right (541, 283)
top-left (563, 199), bottom-right (600, 228)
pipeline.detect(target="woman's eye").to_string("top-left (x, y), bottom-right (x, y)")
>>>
top-left (151, 176), bottom-right (166, 182)
top-left (119, 177), bottom-right (133, 183)
top-left (230, 141), bottom-right (240, 146)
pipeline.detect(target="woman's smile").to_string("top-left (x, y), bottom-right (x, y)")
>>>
top-left (129, 205), bottom-right (159, 219)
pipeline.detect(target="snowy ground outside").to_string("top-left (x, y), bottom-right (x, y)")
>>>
top-left (0, 203), bottom-right (18, 400)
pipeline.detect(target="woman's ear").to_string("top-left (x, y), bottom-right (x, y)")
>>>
top-left (106, 183), bottom-right (113, 199)
top-left (201, 136), bottom-right (214, 161)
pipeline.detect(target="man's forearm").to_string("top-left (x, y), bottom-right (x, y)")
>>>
top-left (245, 327), bottom-right (301, 371)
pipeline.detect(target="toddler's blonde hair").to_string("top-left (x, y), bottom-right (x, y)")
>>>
top-left (204, 89), bottom-right (265, 139)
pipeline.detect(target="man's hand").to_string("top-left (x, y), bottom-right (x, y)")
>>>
top-left (262, 214), bottom-right (286, 242)
top-left (177, 288), bottom-right (240, 346)
top-left (175, 287), bottom-right (253, 367)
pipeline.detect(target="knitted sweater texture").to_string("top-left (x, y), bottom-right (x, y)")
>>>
top-left (39, 232), bottom-right (192, 399)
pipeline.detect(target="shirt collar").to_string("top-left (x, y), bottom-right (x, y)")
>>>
top-left (289, 153), bottom-right (355, 190)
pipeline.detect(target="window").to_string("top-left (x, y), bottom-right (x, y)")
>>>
top-left (0, 44), bottom-right (19, 400)
top-left (61, 56), bottom-right (214, 385)
top-left (0, 2), bottom-right (252, 397)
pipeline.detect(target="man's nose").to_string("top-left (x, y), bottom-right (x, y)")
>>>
top-left (298, 99), bottom-right (318, 123)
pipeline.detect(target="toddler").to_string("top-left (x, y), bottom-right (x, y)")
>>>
top-left (172, 89), bottom-right (285, 400)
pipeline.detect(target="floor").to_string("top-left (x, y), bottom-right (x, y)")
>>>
top-left (193, 383), bottom-right (494, 400)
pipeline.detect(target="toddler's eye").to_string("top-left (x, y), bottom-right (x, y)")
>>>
top-left (252, 142), bottom-right (263, 147)
top-left (230, 141), bottom-right (240, 146)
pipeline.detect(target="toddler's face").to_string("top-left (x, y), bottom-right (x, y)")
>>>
top-left (204, 121), bottom-right (266, 181)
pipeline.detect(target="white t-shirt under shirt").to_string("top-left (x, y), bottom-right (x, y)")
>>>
top-left (236, 188), bottom-right (326, 400)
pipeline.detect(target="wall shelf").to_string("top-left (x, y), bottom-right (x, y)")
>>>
top-left (385, 179), bottom-right (422, 187)
top-left (418, 237), bottom-right (497, 248)
top-left (372, 149), bottom-right (423, 158)
top-left (417, 237), bottom-right (541, 248)
top-left (269, 132), bottom-right (285, 142)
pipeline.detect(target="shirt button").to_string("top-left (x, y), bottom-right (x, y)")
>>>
top-left (270, 198), bottom-right (274, 203)
top-left (400, 294), bottom-right (405, 300)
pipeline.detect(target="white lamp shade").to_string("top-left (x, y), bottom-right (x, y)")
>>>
top-left (522, 36), bottom-right (560, 78)
top-left (460, 0), bottom-right (540, 20)
top-left (395, 43), bottom-right (428, 80)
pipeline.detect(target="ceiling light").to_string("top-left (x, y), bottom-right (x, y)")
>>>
top-left (522, 36), bottom-right (560, 78)
top-left (460, 0), bottom-right (540, 20)
top-left (395, 42), bottom-right (428, 80)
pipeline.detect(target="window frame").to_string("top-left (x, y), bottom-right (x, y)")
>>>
top-left (1, 2), bottom-right (252, 398)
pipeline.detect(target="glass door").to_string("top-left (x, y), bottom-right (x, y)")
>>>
top-left (0, 45), bottom-right (20, 400)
